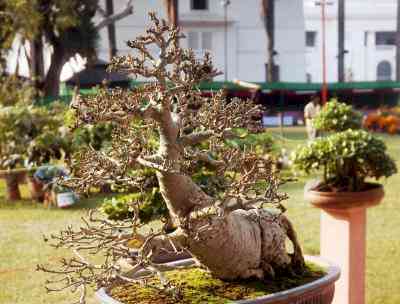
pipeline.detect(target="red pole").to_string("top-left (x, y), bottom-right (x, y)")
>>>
top-left (321, 1), bottom-right (328, 104)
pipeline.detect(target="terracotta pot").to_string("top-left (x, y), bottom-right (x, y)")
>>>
top-left (95, 256), bottom-right (340, 304)
top-left (4, 174), bottom-right (21, 201)
top-left (27, 176), bottom-right (44, 202)
top-left (0, 169), bottom-right (28, 201)
top-left (305, 183), bottom-right (384, 212)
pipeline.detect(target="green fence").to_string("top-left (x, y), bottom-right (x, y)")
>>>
top-left (37, 80), bottom-right (400, 106)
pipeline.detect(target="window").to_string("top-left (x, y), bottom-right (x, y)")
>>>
top-left (191, 0), bottom-right (208, 10)
top-left (306, 31), bottom-right (317, 47)
top-left (375, 32), bottom-right (396, 46)
top-left (187, 31), bottom-right (212, 51)
top-left (306, 73), bottom-right (312, 83)
top-left (377, 61), bottom-right (392, 81)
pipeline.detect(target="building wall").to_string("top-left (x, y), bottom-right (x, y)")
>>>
top-left (304, 0), bottom-right (398, 83)
top-left (97, 0), bottom-right (306, 82)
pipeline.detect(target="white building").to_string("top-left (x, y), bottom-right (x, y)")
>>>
top-left (304, 0), bottom-right (398, 83)
top-left (11, 0), bottom-right (400, 85)
top-left (95, 0), bottom-right (307, 82)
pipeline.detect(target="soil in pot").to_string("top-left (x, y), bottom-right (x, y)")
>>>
top-left (109, 262), bottom-right (325, 304)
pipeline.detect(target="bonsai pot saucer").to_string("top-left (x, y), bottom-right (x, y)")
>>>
top-left (96, 255), bottom-right (340, 304)
top-left (304, 182), bottom-right (384, 213)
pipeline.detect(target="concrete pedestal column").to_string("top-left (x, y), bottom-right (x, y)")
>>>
top-left (320, 207), bottom-right (367, 304)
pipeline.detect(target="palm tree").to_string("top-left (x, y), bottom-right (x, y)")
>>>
top-left (261, 0), bottom-right (276, 82)
top-left (338, 0), bottom-right (345, 82)
top-left (396, 0), bottom-right (400, 81)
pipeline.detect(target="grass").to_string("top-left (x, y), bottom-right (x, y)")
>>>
top-left (0, 126), bottom-right (399, 304)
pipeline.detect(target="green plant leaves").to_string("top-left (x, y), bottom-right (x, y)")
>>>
top-left (314, 99), bottom-right (362, 132)
top-left (292, 129), bottom-right (397, 191)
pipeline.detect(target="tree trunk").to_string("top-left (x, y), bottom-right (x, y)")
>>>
top-left (29, 36), bottom-right (45, 96)
top-left (43, 46), bottom-right (66, 97)
top-left (261, 0), bottom-right (276, 83)
top-left (396, 0), bottom-right (400, 81)
top-left (105, 0), bottom-right (118, 60)
top-left (30, 38), bottom-right (45, 82)
top-left (338, 0), bottom-right (345, 82)
top-left (152, 107), bottom-right (305, 280)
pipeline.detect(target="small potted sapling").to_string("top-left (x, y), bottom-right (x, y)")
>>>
top-left (292, 100), bottom-right (397, 209)
top-left (39, 14), bottom-right (340, 304)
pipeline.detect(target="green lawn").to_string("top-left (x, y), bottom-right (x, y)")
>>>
top-left (0, 127), bottom-right (399, 304)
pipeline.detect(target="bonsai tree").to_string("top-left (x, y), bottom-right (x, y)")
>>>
top-left (39, 13), bottom-right (306, 302)
top-left (313, 99), bottom-right (362, 132)
top-left (292, 100), bottom-right (397, 192)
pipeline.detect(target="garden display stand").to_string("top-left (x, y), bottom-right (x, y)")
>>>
top-left (0, 168), bottom-right (45, 201)
top-left (305, 185), bottom-right (384, 304)
top-left (0, 168), bottom-right (29, 200)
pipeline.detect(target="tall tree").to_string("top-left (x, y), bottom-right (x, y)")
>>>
top-left (261, 0), bottom-right (276, 82)
top-left (338, 0), bottom-right (345, 82)
top-left (396, 0), bottom-right (400, 81)
top-left (2, 0), bottom-right (133, 97)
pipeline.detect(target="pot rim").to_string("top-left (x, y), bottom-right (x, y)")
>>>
top-left (304, 181), bottom-right (384, 212)
top-left (95, 255), bottom-right (340, 304)
top-left (305, 181), bottom-right (383, 196)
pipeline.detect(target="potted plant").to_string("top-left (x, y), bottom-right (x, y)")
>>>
top-left (39, 14), bottom-right (340, 304)
top-left (0, 105), bottom-right (33, 200)
top-left (0, 92), bottom-right (67, 201)
top-left (292, 100), bottom-right (397, 210)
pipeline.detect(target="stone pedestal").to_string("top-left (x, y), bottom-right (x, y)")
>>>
top-left (320, 207), bottom-right (366, 304)
top-left (305, 184), bottom-right (384, 304)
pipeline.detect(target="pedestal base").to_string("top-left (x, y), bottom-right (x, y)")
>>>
top-left (320, 207), bottom-right (366, 304)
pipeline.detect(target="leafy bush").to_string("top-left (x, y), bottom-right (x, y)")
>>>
top-left (0, 105), bottom-right (65, 169)
top-left (0, 75), bottom-right (35, 107)
top-left (64, 108), bottom-right (114, 151)
top-left (226, 129), bottom-right (275, 154)
top-left (101, 189), bottom-right (168, 223)
top-left (292, 129), bottom-right (397, 191)
top-left (27, 129), bottom-right (72, 166)
top-left (314, 99), bottom-right (362, 132)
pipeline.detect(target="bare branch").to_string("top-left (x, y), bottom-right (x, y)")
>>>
top-left (95, 0), bottom-right (134, 30)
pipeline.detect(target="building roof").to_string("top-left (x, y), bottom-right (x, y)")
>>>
top-left (65, 59), bottom-right (130, 88)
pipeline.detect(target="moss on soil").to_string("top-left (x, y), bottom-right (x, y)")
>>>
top-left (110, 262), bottom-right (325, 304)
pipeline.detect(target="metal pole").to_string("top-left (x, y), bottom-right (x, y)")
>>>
top-left (224, 1), bottom-right (229, 81)
top-left (338, 0), bottom-right (345, 82)
top-left (321, 1), bottom-right (328, 104)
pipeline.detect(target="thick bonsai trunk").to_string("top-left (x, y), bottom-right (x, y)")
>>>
top-left (154, 108), bottom-right (305, 280)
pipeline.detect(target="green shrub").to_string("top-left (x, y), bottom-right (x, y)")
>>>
top-left (292, 129), bottom-right (397, 191)
top-left (226, 129), bottom-right (275, 154)
top-left (100, 189), bottom-right (168, 223)
top-left (314, 99), bottom-right (362, 132)
top-left (0, 104), bottom-right (65, 169)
